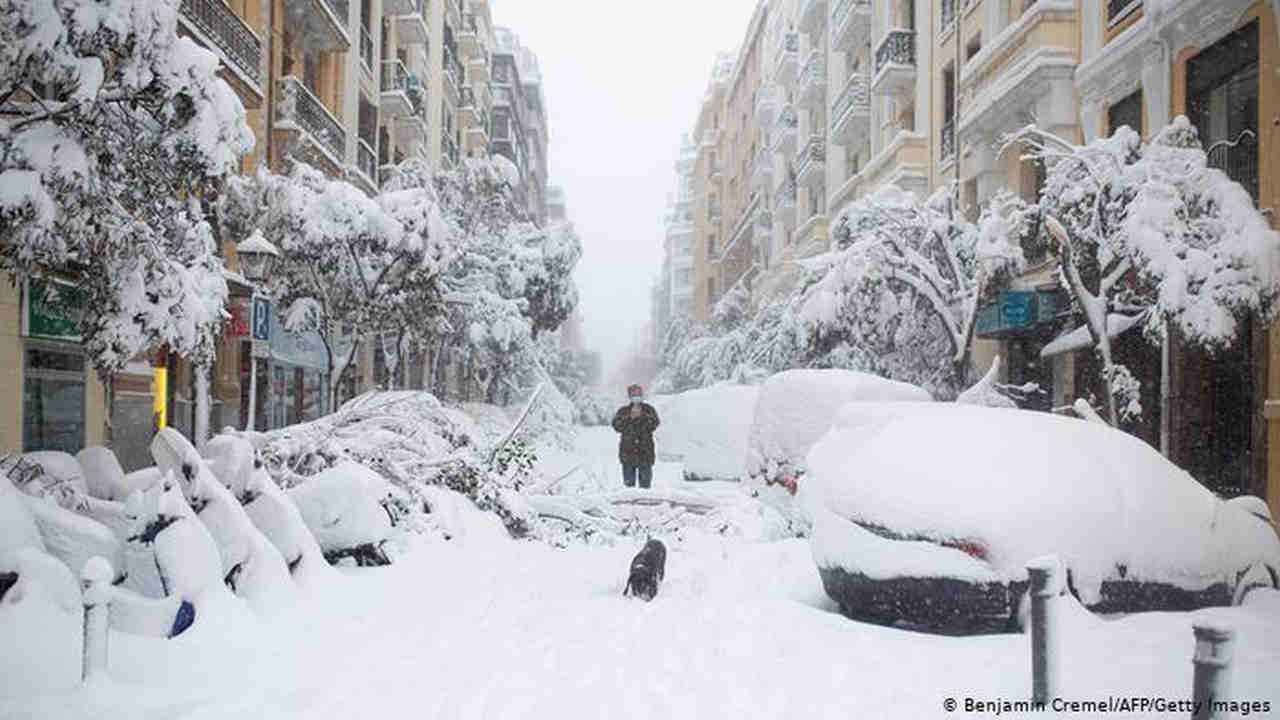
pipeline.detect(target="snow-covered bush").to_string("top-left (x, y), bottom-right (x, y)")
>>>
top-left (253, 392), bottom-right (541, 540)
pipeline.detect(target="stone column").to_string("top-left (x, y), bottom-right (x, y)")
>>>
top-left (1141, 39), bottom-right (1171, 133)
top-left (1080, 99), bottom-right (1103, 143)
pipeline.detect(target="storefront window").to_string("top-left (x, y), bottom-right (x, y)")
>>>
top-left (302, 369), bottom-right (326, 421)
top-left (23, 343), bottom-right (86, 453)
top-left (271, 365), bottom-right (287, 429)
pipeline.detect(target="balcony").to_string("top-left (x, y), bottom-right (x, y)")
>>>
top-left (755, 85), bottom-right (779, 127)
top-left (940, 118), bottom-right (955, 164)
top-left (795, 135), bottom-right (825, 188)
top-left (796, 50), bottom-right (826, 110)
top-left (275, 75), bottom-right (347, 169)
top-left (750, 148), bottom-right (773, 190)
top-left (773, 175), bottom-right (797, 229)
top-left (941, 0), bottom-right (957, 33)
top-left (831, 0), bottom-right (871, 51)
top-left (349, 138), bottom-right (377, 194)
top-left (394, 0), bottom-right (428, 45)
top-left (871, 29), bottom-right (916, 97)
top-left (441, 134), bottom-right (459, 168)
top-left (831, 72), bottom-right (870, 147)
top-left (774, 32), bottom-right (799, 89)
top-left (797, 0), bottom-right (828, 34)
top-left (178, 0), bottom-right (264, 104)
top-left (442, 46), bottom-right (461, 103)
top-left (773, 105), bottom-right (798, 155)
top-left (282, 0), bottom-right (349, 52)
top-left (459, 85), bottom-right (478, 124)
top-left (380, 60), bottom-right (413, 117)
top-left (393, 106), bottom-right (428, 146)
top-left (466, 109), bottom-right (490, 145)
top-left (460, 13), bottom-right (480, 56)
top-left (468, 53), bottom-right (490, 83)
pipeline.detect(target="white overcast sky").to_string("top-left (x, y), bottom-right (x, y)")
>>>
top-left (491, 0), bottom-right (759, 384)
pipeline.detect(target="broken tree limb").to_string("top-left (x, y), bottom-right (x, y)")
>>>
top-left (488, 383), bottom-right (546, 467)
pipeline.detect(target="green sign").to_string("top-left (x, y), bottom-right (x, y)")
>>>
top-left (25, 277), bottom-right (86, 342)
top-left (1000, 292), bottom-right (1035, 329)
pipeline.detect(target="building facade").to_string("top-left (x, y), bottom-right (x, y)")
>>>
top-left (656, 0), bottom-right (1280, 518)
top-left (2, 0), bottom-right (554, 470)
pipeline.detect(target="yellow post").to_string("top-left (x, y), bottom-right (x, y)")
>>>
top-left (151, 354), bottom-right (167, 432)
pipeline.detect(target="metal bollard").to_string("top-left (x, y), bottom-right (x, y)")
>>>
top-left (1027, 555), bottom-right (1064, 706)
top-left (81, 556), bottom-right (114, 682)
top-left (1191, 623), bottom-right (1235, 720)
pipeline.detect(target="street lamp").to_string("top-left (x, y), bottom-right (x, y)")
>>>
top-left (235, 230), bottom-right (280, 432)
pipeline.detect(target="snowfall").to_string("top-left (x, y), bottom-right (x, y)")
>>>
top-left (3, 383), bottom-right (1280, 720)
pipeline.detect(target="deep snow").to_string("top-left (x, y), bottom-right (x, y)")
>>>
top-left (3, 427), bottom-right (1280, 720)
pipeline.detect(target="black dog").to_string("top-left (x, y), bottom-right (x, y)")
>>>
top-left (623, 539), bottom-right (666, 601)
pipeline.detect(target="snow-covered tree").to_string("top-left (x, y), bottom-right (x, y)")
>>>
top-left (0, 0), bottom-right (254, 376)
top-left (384, 156), bottom-right (581, 402)
top-left (1012, 117), bottom-right (1280, 428)
top-left (799, 185), bottom-right (1025, 398)
top-left (223, 163), bottom-right (446, 409)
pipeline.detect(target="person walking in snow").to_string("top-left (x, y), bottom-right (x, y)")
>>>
top-left (612, 384), bottom-right (660, 489)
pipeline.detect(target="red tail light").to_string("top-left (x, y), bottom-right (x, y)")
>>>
top-left (942, 538), bottom-right (989, 561)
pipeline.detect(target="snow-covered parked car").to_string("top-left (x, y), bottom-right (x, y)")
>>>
top-left (289, 462), bottom-right (396, 566)
top-left (650, 382), bottom-right (760, 482)
top-left (743, 370), bottom-right (931, 533)
top-left (806, 402), bottom-right (1280, 633)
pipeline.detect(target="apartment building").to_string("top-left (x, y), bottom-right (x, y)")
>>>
top-left (2, 0), bottom-right (553, 469)
top-left (658, 0), bottom-right (1280, 516)
top-left (491, 27), bottom-right (552, 225)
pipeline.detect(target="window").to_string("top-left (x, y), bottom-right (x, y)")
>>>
top-left (1107, 89), bottom-right (1142, 137)
top-left (1187, 20), bottom-right (1258, 203)
top-left (23, 342), bottom-right (86, 453)
top-left (707, 234), bottom-right (716, 259)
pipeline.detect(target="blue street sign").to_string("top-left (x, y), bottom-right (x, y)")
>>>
top-left (252, 296), bottom-right (271, 342)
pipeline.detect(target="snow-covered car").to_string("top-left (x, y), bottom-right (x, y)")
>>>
top-left (650, 382), bottom-right (760, 482)
top-left (743, 370), bottom-right (931, 533)
top-left (806, 402), bottom-right (1280, 633)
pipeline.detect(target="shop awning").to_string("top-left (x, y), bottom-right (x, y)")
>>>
top-left (1040, 313), bottom-right (1144, 359)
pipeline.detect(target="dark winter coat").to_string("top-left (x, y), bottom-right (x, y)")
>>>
top-left (612, 402), bottom-right (660, 466)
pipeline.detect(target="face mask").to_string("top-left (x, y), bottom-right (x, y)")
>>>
top-left (630, 396), bottom-right (643, 405)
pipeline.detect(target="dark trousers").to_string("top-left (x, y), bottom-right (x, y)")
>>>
top-left (622, 463), bottom-right (653, 489)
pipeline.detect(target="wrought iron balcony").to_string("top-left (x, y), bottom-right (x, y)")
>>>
top-left (796, 50), bottom-right (826, 110)
top-left (795, 135), bottom-right (825, 188)
top-left (460, 13), bottom-right (480, 56)
top-left (755, 85), bottom-right (779, 127)
top-left (441, 134), bottom-right (459, 167)
top-left (774, 32), bottom-right (799, 88)
top-left (276, 75), bottom-right (346, 166)
top-left (178, 0), bottom-right (264, 95)
top-left (940, 118), bottom-right (955, 163)
top-left (831, 0), bottom-right (871, 51)
top-left (380, 60), bottom-right (413, 117)
top-left (442, 46), bottom-right (461, 101)
top-left (283, 0), bottom-right (349, 51)
top-left (797, 0), bottom-right (828, 34)
top-left (871, 29), bottom-right (916, 96)
top-left (394, 0), bottom-right (428, 45)
top-left (773, 105), bottom-right (798, 155)
top-left (831, 72), bottom-right (870, 146)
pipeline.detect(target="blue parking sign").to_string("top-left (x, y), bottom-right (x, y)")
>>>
top-left (252, 296), bottom-right (271, 342)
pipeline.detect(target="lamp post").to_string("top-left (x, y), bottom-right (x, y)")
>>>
top-left (236, 231), bottom-right (280, 433)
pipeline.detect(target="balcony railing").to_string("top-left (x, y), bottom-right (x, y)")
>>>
top-left (179, 0), bottom-right (263, 86)
top-left (460, 85), bottom-right (475, 108)
top-left (798, 50), bottom-right (826, 98)
top-left (795, 135), bottom-right (826, 183)
top-left (441, 134), bottom-right (458, 166)
top-left (381, 59), bottom-right (408, 93)
top-left (359, 24), bottom-right (374, 73)
top-left (1207, 130), bottom-right (1258, 203)
top-left (1108, 0), bottom-right (1141, 26)
top-left (832, 73), bottom-right (869, 126)
top-left (874, 29), bottom-right (916, 76)
top-left (940, 118), bottom-right (955, 162)
top-left (774, 31), bottom-right (799, 84)
top-left (277, 75), bottom-right (345, 163)
top-left (832, 0), bottom-right (869, 30)
top-left (322, 0), bottom-right (349, 32)
top-left (357, 138), bottom-right (377, 185)
top-left (941, 0), bottom-right (956, 31)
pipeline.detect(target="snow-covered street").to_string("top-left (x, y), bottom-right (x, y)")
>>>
top-left (3, 424), bottom-right (1279, 720)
